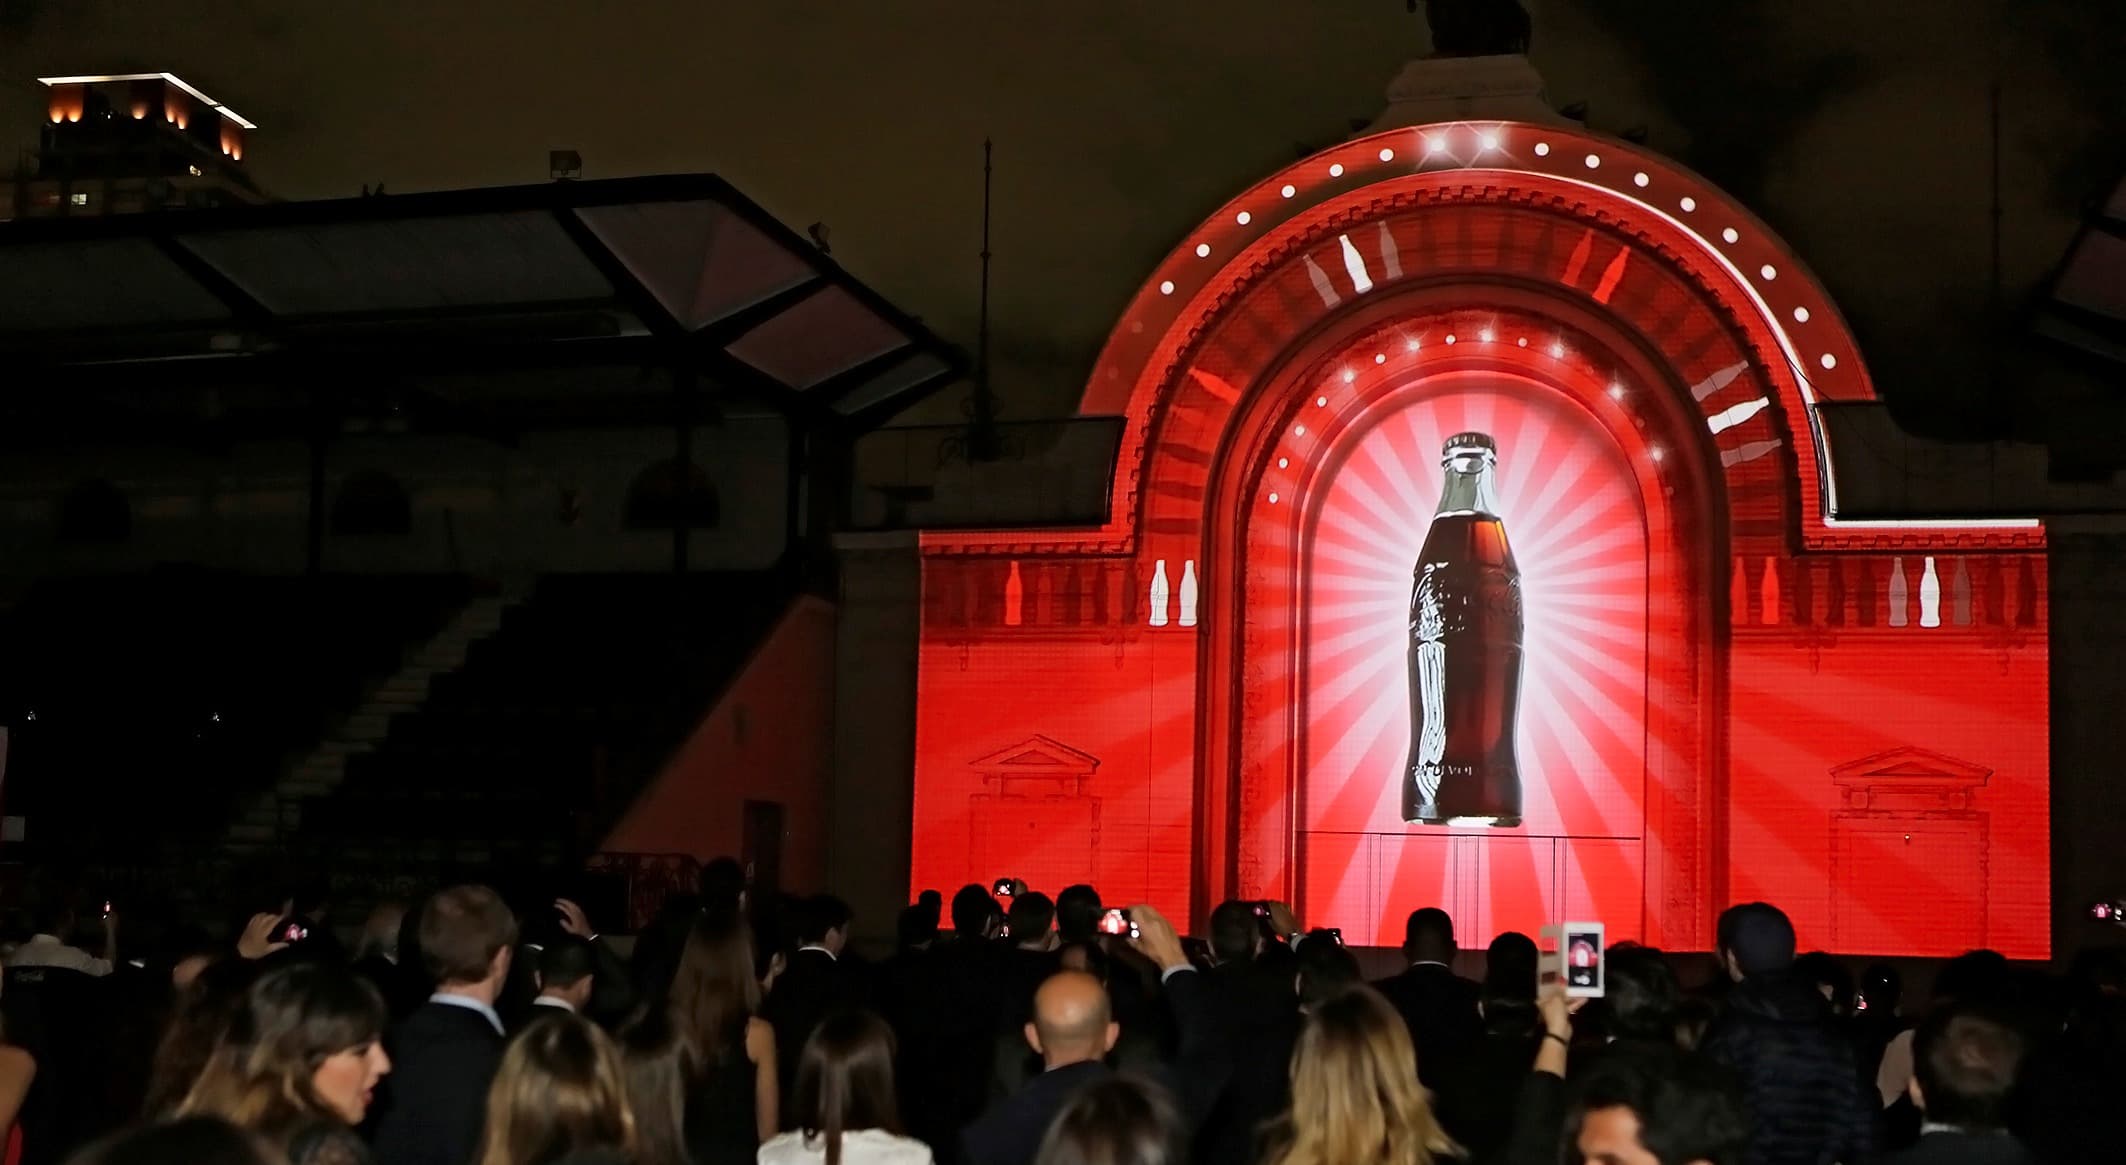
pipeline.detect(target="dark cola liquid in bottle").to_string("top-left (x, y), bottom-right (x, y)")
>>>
top-left (1402, 432), bottom-right (1525, 826)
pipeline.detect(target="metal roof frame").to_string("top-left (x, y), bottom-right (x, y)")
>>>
top-left (0, 173), bottom-right (965, 434)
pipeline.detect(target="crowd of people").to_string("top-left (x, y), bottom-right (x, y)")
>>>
top-left (0, 867), bottom-right (2121, 1165)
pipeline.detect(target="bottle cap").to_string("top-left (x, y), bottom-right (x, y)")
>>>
top-left (1441, 431), bottom-right (1498, 458)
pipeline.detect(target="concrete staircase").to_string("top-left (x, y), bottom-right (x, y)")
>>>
top-left (224, 595), bottom-right (511, 853)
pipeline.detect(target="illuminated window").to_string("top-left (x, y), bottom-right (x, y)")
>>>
top-left (69, 192), bottom-right (89, 207)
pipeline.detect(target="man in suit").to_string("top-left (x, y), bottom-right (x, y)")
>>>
top-left (763, 893), bottom-right (861, 1112)
top-left (1370, 906), bottom-right (1481, 1089)
top-left (898, 886), bottom-right (1010, 1152)
top-left (370, 885), bottom-right (517, 1165)
top-left (1194, 902), bottom-right (1305, 1165)
top-left (961, 905), bottom-right (1223, 1165)
top-left (1887, 1007), bottom-right (2038, 1165)
top-left (526, 935), bottom-right (596, 1020)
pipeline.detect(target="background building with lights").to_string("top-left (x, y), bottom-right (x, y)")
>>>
top-left (1, 73), bottom-right (266, 220)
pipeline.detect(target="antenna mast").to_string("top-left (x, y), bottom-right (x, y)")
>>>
top-left (969, 138), bottom-right (1000, 461)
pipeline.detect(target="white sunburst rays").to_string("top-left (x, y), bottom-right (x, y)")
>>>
top-left (1305, 393), bottom-right (1650, 828)
top-left (1300, 391), bottom-right (1652, 935)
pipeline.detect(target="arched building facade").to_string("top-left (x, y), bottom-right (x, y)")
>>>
top-left (910, 121), bottom-right (2049, 956)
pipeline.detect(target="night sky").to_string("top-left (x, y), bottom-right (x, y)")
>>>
top-left (2, 0), bottom-right (2119, 434)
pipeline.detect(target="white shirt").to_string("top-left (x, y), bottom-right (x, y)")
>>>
top-left (798, 944), bottom-right (838, 961)
top-left (532, 995), bottom-right (578, 1014)
top-left (7, 935), bottom-right (111, 977)
top-left (429, 992), bottom-right (505, 1035)
top-left (758, 1129), bottom-right (933, 1165)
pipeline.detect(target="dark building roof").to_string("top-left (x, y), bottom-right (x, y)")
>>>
top-left (2034, 172), bottom-right (2126, 378)
top-left (0, 173), bottom-right (962, 430)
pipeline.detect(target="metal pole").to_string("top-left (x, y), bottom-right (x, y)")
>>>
top-left (785, 421), bottom-right (806, 586)
top-left (970, 139), bottom-right (998, 460)
top-left (306, 390), bottom-right (328, 577)
top-left (673, 366), bottom-right (694, 575)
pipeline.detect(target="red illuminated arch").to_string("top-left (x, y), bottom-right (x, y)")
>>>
top-left (1065, 123), bottom-right (1870, 942)
top-left (912, 121), bottom-right (2049, 947)
top-left (1070, 122), bottom-right (1889, 553)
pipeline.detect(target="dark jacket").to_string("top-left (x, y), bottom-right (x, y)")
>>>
top-left (962, 1060), bottom-right (1107, 1165)
top-left (898, 937), bottom-right (1011, 1151)
top-left (1434, 1023), bottom-right (1543, 1164)
top-left (369, 1001), bottom-right (505, 1165)
top-left (961, 968), bottom-right (1224, 1165)
top-left (1700, 974), bottom-right (1874, 1165)
top-left (1370, 962), bottom-right (1483, 1089)
top-left (1193, 960), bottom-right (1300, 1165)
top-left (762, 948), bottom-right (863, 1115)
top-left (1883, 1131), bottom-right (2039, 1165)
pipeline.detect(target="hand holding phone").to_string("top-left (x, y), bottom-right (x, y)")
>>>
top-left (238, 911), bottom-right (292, 960)
top-left (1561, 922), bottom-right (1605, 998)
top-left (993, 877), bottom-right (1018, 898)
top-left (1098, 907), bottom-right (1132, 937)
top-left (1124, 903), bottom-right (1188, 973)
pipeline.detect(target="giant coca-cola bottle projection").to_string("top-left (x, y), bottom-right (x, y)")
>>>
top-left (1402, 432), bottom-right (1526, 826)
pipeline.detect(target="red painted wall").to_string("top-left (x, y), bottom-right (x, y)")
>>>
top-left (604, 597), bottom-right (837, 891)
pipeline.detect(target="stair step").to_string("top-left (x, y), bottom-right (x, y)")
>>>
top-left (342, 714), bottom-right (392, 739)
top-left (315, 740), bottom-right (376, 757)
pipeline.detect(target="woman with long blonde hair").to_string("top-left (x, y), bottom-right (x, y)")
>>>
top-left (1260, 985), bottom-right (1460, 1165)
top-left (476, 1013), bottom-right (635, 1165)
